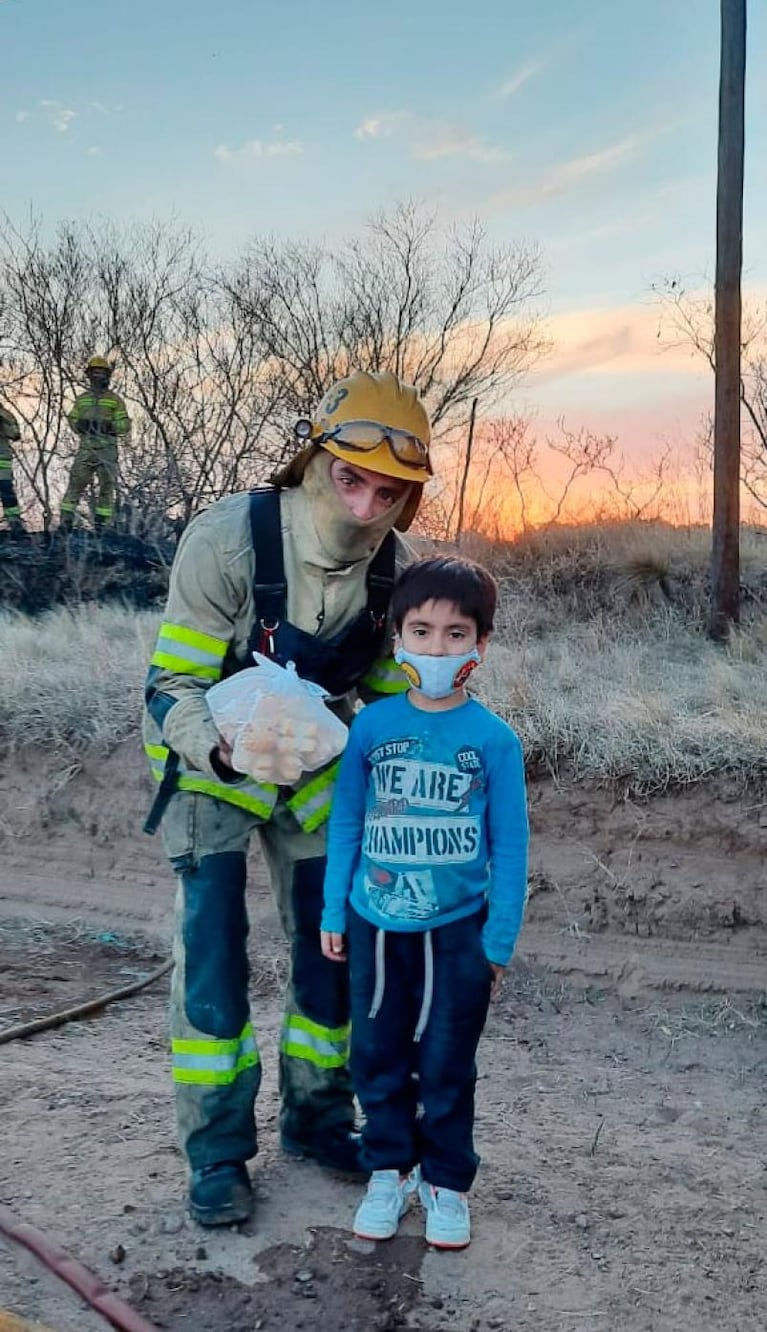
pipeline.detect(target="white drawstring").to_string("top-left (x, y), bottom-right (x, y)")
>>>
top-left (413, 930), bottom-right (433, 1043)
top-left (368, 927), bottom-right (386, 1019)
top-left (368, 927), bottom-right (434, 1041)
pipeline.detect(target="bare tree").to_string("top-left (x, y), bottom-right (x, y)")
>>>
top-left (93, 220), bottom-right (288, 532)
top-left (445, 416), bottom-right (674, 538)
top-left (0, 205), bottom-right (545, 537)
top-left (656, 281), bottom-right (767, 512)
top-left (0, 216), bottom-right (92, 528)
top-left (0, 216), bottom-right (290, 535)
top-left (226, 203), bottom-right (546, 532)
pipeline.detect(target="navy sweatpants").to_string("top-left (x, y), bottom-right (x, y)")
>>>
top-left (348, 906), bottom-right (492, 1193)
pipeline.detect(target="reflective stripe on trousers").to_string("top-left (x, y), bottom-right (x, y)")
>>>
top-left (164, 793), bottom-right (354, 1170)
top-left (280, 1013), bottom-right (350, 1069)
top-left (172, 1021), bottom-right (259, 1085)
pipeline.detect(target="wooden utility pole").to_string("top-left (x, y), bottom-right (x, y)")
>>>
top-left (710, 0), bottom-right (747, 639)
top-left (455, 396), bottom-right (479, 542)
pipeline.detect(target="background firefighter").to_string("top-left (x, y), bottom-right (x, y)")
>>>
top-left (143, 370), bottom-right (434, 1227)
top-left (60, 355), bottom-right (131, 532)
top-left (0, 404), bottom-right (26, 535)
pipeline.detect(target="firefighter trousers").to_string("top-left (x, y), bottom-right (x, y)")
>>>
top-left (162, 792), bottom-right (354, 1172)
top-left (60, 438), bottom-right (117, 524)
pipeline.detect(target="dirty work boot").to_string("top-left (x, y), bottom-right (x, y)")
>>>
top-left (188, 1161), bottom-right (253, 1227)
top-left (281, 1127), bottom-right (367, 1180)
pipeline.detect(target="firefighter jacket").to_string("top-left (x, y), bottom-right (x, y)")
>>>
top-left (68, 390), bottom-right (131, 438)
top-left (143, 484), bottom-right (411, 833)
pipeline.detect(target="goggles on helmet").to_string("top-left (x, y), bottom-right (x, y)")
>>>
top-left (296, 418), bottom-right (429, 470)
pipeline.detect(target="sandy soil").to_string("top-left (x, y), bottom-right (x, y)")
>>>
top-left (0, 751), bottom-right (765, 1331)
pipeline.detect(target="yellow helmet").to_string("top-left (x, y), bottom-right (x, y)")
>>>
top-left (301, 370), bottom-right (432, 484)
top-left (87, 355), bottom-right (112, 371)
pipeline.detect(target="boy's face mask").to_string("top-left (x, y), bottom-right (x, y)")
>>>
top-left (394, 646), bottom-right (482, 699)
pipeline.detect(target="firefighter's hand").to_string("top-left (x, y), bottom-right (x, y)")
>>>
top-left (321, 931), bottom-right (347, 963)
top-left (210, 736), bottom-right (244, 783)
top-left (214, 737), bottom-right (234, 768)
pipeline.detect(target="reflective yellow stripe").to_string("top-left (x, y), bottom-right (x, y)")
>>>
top-left (175, 775), bottom-right (276, 817)
top-left (172, 1053), bottom-right (258, 1086)
top-left (150, 622), bottom-right (229, 681)
top-left (172, 1022), bottom-right (259, 1085)
top-left (150, 651), bottom-right (221, 680)
top-left (160, 624), bottom-right (228, 656)
top-left (286, 761), bottom-right (340, 832)
top-left (361, 655), bottom-right (409, 695)
top-left (280, 1014), bottom-right (350, 1069)
top-left (143, 742), bottom-right (278, 820)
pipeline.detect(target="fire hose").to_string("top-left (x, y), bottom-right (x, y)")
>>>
top-left (0, 960), bottom-right (172, 1047)
top-left (0, 960), bottom-right (174, 1328)
top-left (0, 1205), bottom-right (160, 1332)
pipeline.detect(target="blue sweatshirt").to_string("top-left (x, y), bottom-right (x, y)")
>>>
top-left (321, 693), bottom-right (529, 966)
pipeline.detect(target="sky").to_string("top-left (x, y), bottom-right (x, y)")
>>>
top-left (3, 0), bottom-right (767, 478)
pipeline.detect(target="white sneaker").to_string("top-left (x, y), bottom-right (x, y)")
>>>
top-left (353, 1168), bottom-right (419, 1240)
top-left (419, 1180), bottom-right (471, 1249)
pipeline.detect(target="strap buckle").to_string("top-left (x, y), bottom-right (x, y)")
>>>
top-left (259, 618), bottom-right (280, 655)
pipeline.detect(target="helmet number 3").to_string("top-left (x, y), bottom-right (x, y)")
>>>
top-left (321, 386), bottom-right (349, 417)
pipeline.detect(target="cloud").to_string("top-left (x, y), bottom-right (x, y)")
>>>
top-left (493, 61), bottom-right (543, 100)
top-left (354, 112), bottom-right (408, 140)
top-left (89, 100), bottom-right (123, 115)
top-left (87, 145), bottom-right (104, 157)
top-left (355, 111), bottom-right (507, 164)
top-left (214, 136), bottom-right (303, 163)
top-left (14, 109), bottom-right (30, 123)
top-left (484, 132), bottom-right (653, 211)
top-left (544, 136), bottom-right (645, 193)
top-left (535, 300), bottom-right (708, 385)
top-left (41, 99), bottom-right (77, 133)
top-left (413, 124), bottom-right (508, 164)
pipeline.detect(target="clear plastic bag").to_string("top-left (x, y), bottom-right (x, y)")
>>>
top-left (206, 653), bottom-right (348, 785)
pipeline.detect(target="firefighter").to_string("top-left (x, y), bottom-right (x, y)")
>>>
top-left (0, 404), bottom-right (26, 535)
top-left (143, 370), bottom-right (433, 1226)
top-left (60, 356), bottom-right (130, 532)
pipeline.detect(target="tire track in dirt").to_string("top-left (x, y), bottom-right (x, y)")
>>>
top-left (2, 848), bottom-right (765, 996)
top-left (519, 924), bottom-right (767, 995)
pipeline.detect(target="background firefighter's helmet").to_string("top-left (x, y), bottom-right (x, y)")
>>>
top-left (86, 355), bottom-right (113, 381)
top-left (272, 370), bottom-right (432, 532)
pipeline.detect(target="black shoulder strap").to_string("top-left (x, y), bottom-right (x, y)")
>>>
top-left (249, 487), bottom-right (287, 627)
top-left (366, 531), bottom-right (396, 625)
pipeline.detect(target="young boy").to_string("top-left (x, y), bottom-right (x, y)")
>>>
top-left (320, 556), bottom-right (529, 1250)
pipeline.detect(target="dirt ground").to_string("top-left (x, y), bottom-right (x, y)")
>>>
top-left (0, 751), bottom-right (765, 1331)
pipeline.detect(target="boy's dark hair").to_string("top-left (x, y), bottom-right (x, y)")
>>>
top-left (391, 556), bottom-right (498, 637)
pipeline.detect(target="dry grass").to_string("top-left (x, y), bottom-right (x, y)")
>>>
top-left (479, 609), bottom-right (767, 792)
top-left (0, 603), bottom-right (159, 753)
top-left (2, 520), bottom-right (766, 794)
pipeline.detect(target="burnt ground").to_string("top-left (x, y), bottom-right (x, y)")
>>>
top-left (0, 528), bottom-right (173, 614)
